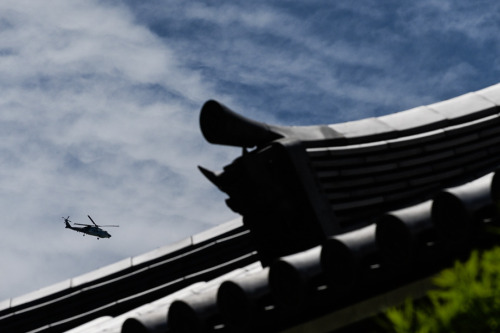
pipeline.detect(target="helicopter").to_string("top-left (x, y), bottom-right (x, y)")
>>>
top-left (63, 215), bottom-right (119, 239)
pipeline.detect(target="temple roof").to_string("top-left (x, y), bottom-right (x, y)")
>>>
top-left (2, 83), bottom-right (500, 332)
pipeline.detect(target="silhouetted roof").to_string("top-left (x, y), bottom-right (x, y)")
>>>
top-left (2, 83), bottom-right (500, 333)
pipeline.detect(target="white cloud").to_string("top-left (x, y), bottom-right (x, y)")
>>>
top-left (397, 0), bottom-right (500, 43)
top-left (0, 0), bottom-right (238, 300)
top-left (1, 0), bottom-right (500, 302)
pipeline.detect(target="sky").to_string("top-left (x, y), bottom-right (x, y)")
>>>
top-left (0, 0), bottom-right (499, 301)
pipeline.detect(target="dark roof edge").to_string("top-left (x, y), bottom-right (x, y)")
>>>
top-left (199, 100), bottom-right (341, 148)
top-left (200, 83), bottom-right (500, 148)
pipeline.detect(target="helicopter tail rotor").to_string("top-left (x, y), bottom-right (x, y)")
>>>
top-left (62, 216), bottom-right (71, 228)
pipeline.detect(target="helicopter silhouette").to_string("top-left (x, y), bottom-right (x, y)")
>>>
top-left (63, 215), bottom-right (118, 239)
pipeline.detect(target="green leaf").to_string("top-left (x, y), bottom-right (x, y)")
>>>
top-left (383, 246), bottom-right (500, 332)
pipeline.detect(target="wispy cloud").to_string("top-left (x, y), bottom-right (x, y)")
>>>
top-left (0, 0), bottom-right (237, 300)
top-left (1, 0), bottom-right (500, 300)
top-left (125, 1), bottom-right (500, 125)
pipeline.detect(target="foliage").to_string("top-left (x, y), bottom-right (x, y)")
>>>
top-left (384, 247), bottom-right (500, 333)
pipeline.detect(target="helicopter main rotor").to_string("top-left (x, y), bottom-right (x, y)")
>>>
top-left (73, 215), bottom-right (119, 228)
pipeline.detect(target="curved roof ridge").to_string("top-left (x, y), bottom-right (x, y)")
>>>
top-left (200, 83), bottom-right (500, 148)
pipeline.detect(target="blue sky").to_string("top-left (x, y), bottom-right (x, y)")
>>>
top-left (0, 0), bottom-right (499, 301)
